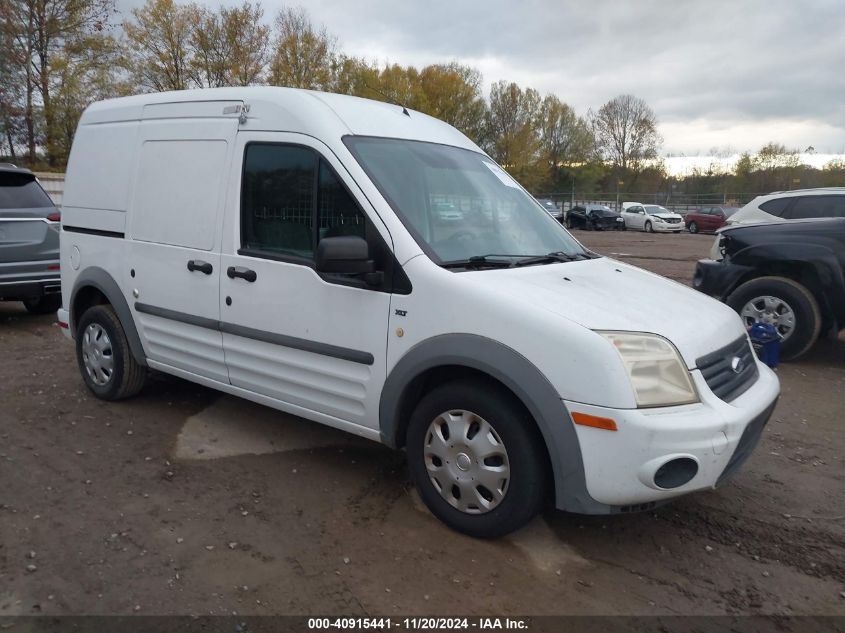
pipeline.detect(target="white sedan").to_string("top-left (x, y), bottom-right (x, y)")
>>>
top-left (621, 203), bottom-right (685, 233)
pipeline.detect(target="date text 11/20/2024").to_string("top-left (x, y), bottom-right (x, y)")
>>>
top-left (307, 617), bottom-right (529, 630)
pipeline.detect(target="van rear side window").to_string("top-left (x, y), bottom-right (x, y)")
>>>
top-left (132, 139), bottom-right (227, 250)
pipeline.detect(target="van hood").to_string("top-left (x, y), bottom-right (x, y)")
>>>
top-left (469, 257), bottom-right (746, 368)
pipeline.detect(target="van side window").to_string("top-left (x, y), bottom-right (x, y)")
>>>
top-left (241, 144), bottom-right (316, 258)
top-left (318, 160), bottom-right (365, 240)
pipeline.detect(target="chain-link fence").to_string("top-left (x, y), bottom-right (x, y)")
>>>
top-left (535, 191), bottom-right (772, 216)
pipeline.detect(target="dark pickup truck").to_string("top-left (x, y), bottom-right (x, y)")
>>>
top-left (693, 218), bottom-right (845, 360)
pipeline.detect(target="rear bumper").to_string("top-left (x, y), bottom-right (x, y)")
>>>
top-left (57, 307), bottom-right (72, 338)
top-left (0, 275), bottom-right (61, 300)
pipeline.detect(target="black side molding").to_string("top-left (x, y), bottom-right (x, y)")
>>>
top-left (62, 226), bottom-right (125, 239)
top-left (135, 302), bottom-right (219, 331)
top-left (220, 322), bottom-right (374, 365)
top-left (134, 302), bottom-right (374, 366)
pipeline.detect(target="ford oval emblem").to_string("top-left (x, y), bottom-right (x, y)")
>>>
top-left (730, 356), bottom-right (744, 374)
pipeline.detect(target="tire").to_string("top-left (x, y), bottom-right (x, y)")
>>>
top-left (566, 218), bottom-right (575, 230)
top-left (75, 304), bottom-right (146, 400)
top-left (726, 276), bottom-right (822, 360)
top-left (688, 222), bottom-right (699, 234)
top-left (406, 379), bottom-right (548, 538)
top-left (644, 221), bottom-right (653, 233)
top-left (23, 294), bottom-right (61, 314)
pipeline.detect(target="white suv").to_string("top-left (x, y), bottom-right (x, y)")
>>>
top-left (709, 188), bottom-right (845, 259)
top-left (57, 88), bottom-right (780, 537)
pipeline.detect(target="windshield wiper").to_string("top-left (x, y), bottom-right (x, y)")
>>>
top-left (510, 251), bottom-right (593, 267)
top-left (441, 255), bottom-right (514, 269)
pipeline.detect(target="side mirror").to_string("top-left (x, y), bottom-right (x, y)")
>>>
top-left (316, 236), bottom-right (375, 275)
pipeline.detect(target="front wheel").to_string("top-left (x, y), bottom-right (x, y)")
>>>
top-left (406, 380), bottom-right (548, 538)
top-left (76, 305), bottom-right (147, 400)
top-left (644, 221), bottom-right (653, 233)
top-left (688, 221), bottom-right (699, 234)
top-left (726, 276), bottom-right (822, 360)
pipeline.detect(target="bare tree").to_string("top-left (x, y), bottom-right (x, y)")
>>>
top-left (590, 94), bottom-right (661, 172)
top-left (269, 7), bottom-right (335, 90)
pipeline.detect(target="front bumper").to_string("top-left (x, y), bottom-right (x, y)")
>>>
top-left (594, 219), bottom-right (626, 230)
top-left (693, 258), bottom-right (755, 299)
top-left (564, 361), bottom-right (779, 507)
top-left (651, 222), bottom-right (684, 232)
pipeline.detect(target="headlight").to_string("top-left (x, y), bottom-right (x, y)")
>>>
top-left (598, 332), bottom-right (699, 408)
top-left (653, 216), bottom-right (665, 222)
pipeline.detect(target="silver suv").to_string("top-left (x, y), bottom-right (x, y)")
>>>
top-left (0, 164), bottom-right (61, 313)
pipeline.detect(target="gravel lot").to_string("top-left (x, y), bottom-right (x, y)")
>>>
top-left (1, 230), bottom-right (843, 617)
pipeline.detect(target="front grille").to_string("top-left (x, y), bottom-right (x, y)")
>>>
top-left (665, 218), bottom-right (682, 224)
top-left (696, 335), bottom-right (759, 402)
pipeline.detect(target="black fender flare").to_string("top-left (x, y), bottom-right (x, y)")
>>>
top-left (70, 266), bottom-right (147, 367)
top-left (379, 333), bottom-right (605, 513)
top-left (731, 242), bottom-right (845, 314)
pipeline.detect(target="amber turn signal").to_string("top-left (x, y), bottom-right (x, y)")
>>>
top-left (571, 411), bottom-right (618, 431)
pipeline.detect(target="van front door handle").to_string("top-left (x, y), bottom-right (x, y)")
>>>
top-left (187, 259), bottom-right (213, 275)
top-left (227, 266), bottom-right (257, 282)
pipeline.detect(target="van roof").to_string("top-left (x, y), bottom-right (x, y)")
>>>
top-left (79, 86), bottom-right (480, 153)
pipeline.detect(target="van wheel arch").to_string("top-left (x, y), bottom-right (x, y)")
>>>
top-left (70, 267), bottom-right (147, 367)
top-left (380, 334), bottom-right (604, 514)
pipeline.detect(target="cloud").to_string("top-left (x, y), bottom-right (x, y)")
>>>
top-left (115, 0), bottom-right (845, 154)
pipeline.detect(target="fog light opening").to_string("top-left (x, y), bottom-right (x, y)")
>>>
top-left (653, 457), bottom-right (698, 489)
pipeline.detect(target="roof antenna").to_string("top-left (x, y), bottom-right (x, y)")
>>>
top-left (364, 83), bottom-right (411, 117)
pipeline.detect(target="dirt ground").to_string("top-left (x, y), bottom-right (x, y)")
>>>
top-left (1, 230), bottom-right (843, 619)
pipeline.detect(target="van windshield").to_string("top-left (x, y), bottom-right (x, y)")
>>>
top-left (344, 137), bottom-right (589, 267)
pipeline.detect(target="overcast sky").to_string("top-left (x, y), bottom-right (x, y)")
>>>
top-left (118, 0), bottom-right (845, 156)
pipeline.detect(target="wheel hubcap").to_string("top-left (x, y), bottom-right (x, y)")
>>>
top-left (82, 323), bottom-right (114, 386)
top-left (740, 295), bottom-right (796, 340)
top-left (423, 410), bottom-right (510, 515)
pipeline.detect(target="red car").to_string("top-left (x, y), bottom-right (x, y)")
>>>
top-left (685, 206), bottom-right (742, 233)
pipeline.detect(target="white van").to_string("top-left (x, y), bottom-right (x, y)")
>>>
top-left (58, 88), bottom-right (780, 537)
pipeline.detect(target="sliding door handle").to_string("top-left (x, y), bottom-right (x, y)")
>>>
top-left (187, 260), bottom-right (213, 275)
top-left (227, 266), bottom-right (257, 282)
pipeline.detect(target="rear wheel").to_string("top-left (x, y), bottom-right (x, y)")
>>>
top-left (76, 305), bottom-right (146, 400)
top-left (23, 294), bottom-right (61, 314)
top-left (726, 276), bottom-right (822, 360)
top-left (688, 221), bottom-right (699, 234)
top-left (406, 380), bottom-right (548, 538)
